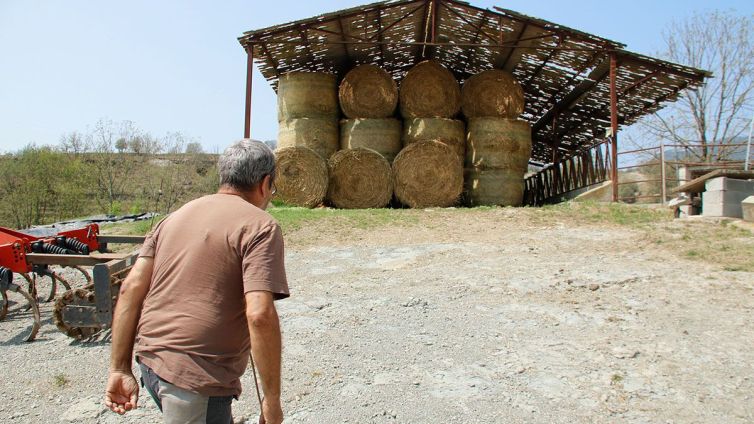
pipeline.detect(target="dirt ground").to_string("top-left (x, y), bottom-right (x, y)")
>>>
top-left (1, 206), bottom-right (752, 423)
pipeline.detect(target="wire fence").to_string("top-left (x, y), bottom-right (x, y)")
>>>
top-left (616, 142), bottom-right (752, 204)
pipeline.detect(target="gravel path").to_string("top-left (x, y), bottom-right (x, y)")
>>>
top-left (1, 209), bottom-right (752, 423)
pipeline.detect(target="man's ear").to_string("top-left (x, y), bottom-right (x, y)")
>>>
top-left (260, 174), bottom-right (272, 196)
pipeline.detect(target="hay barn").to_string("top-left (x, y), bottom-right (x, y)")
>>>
top-left (238, 0), bottom-right (710, 206)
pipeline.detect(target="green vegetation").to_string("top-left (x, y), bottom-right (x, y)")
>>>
top-left (0, 145), bottom-right (218, 229)
top-left (538, 201), bottom-right (673, 227)
top-left (52, 373), bottom-right (70, 388)
top-left (269, 203), bottom-right (418, 233)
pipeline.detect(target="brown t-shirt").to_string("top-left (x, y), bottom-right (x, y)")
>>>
top-left (134, 193), bottom-right (288, 396)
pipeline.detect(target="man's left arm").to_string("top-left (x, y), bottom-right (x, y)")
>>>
top-left (104, 257), bottom-right (154, 415)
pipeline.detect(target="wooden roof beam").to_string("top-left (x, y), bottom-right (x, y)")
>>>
top-left (368, 1), bottom-right (427, 41)
top-left (376, 8), bottom-right (386, 66)
top-left (259, 44), bottom-right (279, 77)
top-left (522, 35), bottom-right (566, 92)
top-left (443, 3), bottom-right (498, 45)
top-left (532, 58), bottom-right (612, 135)
top-left (336, 16), bottom-right (354, 67)
top-left (466, 11), bottom-right (492, 68)
top-left (500, 21), bottom-right (527, 69)
top-left (618, 69), bottom-right (661, 99)
top-left (298, 28), bottom-right (318, 70)
top-left (415, 0), bottom-right (431, 61)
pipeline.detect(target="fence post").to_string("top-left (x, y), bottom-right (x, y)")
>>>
top-left (660, 143), bottom-right (667, 205)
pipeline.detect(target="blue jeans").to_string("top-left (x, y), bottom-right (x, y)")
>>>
top-left (138, 361), bottom-right (233, 424)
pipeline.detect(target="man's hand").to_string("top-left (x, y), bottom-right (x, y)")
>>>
top-left (104, 370), bottom-right (139, 414)
top-left (259, 396), bottom-right (283, 424)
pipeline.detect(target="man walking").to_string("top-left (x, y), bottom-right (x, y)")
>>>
top-left (105, 139), bottom-right (288, 424)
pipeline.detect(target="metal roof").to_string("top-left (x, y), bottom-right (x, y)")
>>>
top-left (238, 0), bottom-right (711, 163)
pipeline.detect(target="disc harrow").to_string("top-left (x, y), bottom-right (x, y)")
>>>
top-left (0, 225), bottom-right (144, 341)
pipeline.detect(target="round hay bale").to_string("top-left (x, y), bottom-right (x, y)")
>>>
top-left (327, 148), bottom-right (393, 209)
top-left (466, 118), bottom-right (532, 172)
top-left (461, 69), bottom-right (525, 118)
top-left (278, 118), bottom-right (339, 160)
top-left (339, 65), bottom-right (398, 118)
top-left (277, 72), bottom-right (338, 121)
top-left (340, 118), bottom-right (402, 162)
top-left (393, 140), bottom-right (463, 208)
top-left (464, 168), bottom-right (525, 207)
top-left (402, 118), bottom-right (465, 163)
top-left (399, 60), bottom-right (461, 119)
top-left (273, 147), bottom-right (328, 208)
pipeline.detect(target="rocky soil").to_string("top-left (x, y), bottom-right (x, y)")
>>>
top-left (1, 207), bottom-right (752, 423)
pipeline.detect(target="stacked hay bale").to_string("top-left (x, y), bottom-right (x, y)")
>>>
top-left (274, 147), bottom-right (328, 208)
top-left (462, 69), bottom-right (530, 207)
top-left (393, 140), bottom-right (463, 208)
top-left (395, 60), bottom-right (465, 207)
top-left (327, 148), bottom-right (393, 209)
top-left (332, 64), bottom-right (400, 207)
top-left (275, 71), bottom-right (339, 207)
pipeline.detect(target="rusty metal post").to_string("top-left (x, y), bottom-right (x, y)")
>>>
top-left (660, 143), bottom-right (667, 204)
top-left (244, 45), bottom-right (254, 139)
top-left (609, 52), bottom-right (619, 202)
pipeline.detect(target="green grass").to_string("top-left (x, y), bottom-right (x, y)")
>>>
top-left (268, 204), bottom-right (418, 233)
top-left (537, 201), bottom-right (672, 227)
top-left (100, 216), bottom-right (163, 236)
top-left (52, 373), bottom-right (70, 388)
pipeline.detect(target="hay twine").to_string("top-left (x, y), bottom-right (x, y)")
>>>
top-left (274, 147), bottom-right (329, 208)
top-left (461, 69), bottom-right (525, 118)
top-left (339, 64), bottom-right (398, 119)
top-left (399, 60), bottom-right (461, 119)
top-left (327, 148), bottom-right (393, 209)
top-left (392, 140), bottom-right (464, 208)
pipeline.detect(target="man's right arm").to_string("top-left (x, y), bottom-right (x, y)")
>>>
top-left (245, 290), bottom-right (283, 424)
top-left (105, 257), bottom-right (154, 414)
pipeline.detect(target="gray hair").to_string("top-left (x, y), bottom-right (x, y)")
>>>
top-left (218, 139), bottom-right (275, 191)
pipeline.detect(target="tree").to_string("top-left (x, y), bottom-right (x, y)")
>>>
top-left (88, 119), bottom-right (131, 214)
top-left (59, 131), bottom-right (87, 155)
top-left (637, 11), bottom-right (754, 162)
top-left (115, 138), bottom-right (128, 153)
top-left (0, 146), bottom-right (70, 228)
top-left (185, 142), bottom-right (204, 154)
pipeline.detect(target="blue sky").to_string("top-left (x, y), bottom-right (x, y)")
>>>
top-left (0, 0), bottom-right (751, 153)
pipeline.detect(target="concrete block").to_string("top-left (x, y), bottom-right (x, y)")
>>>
top-left (703, 203), bottom-right (745, 218)
top-left (743, 196), bottom-right (754, 223)
top-left (703, 190), bottom-right (752, 206)
top-left (705, 177), bottom-right (754, 193)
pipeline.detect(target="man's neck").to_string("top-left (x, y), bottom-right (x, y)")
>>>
top-left (217, 186), bottom-right (254, 203)
top-left (217, 185), bottom-right (266, 209)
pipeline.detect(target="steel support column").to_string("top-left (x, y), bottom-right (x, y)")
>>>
top-left (609, 52), bottom-right (619, 202)
top-left (244, 45), bottom-right (254, 139)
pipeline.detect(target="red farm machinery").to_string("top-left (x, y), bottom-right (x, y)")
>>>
top-left (0, 224), bottom-right (144, 341)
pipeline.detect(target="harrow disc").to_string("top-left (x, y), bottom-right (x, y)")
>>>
top-left (53, 289), bottom-right (100, 340)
